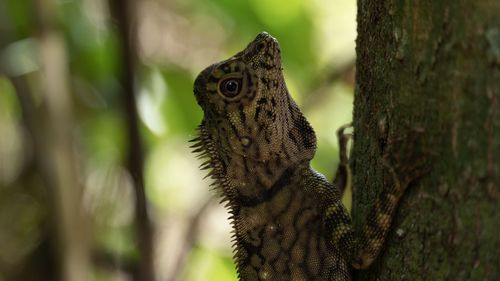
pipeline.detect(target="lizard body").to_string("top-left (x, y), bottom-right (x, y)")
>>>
top-left (192, 32), bottom-right (416, 281)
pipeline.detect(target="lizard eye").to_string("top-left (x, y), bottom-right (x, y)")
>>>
top-left (219, 78), bottom-right (243, 98)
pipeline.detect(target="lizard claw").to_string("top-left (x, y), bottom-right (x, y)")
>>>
top-left (333, 123), bottom-right (353, 195)
top-left (337, 123), bottom-right (353, 164)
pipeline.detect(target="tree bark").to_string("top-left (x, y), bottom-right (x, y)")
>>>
top-left (352, 1), bottom-right (499, 280)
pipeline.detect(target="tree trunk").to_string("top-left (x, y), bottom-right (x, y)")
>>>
top-left (352, 1), bottom-right (499, 280)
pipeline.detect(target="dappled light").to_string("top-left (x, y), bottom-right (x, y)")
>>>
top-left (0, 0), bottom-right (356, 280)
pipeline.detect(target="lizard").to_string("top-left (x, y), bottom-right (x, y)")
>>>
top-left (191, 32), bottom-right (425, 281)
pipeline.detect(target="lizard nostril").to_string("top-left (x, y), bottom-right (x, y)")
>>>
top-left (257, 41), bottom-right (266, 52)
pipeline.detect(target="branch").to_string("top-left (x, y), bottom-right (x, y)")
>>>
top-left (302, 58), bottom-right (355, 111)
top-left (166, 198), bottom-right (217, 281)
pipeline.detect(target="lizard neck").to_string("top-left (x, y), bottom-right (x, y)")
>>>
top-left (225, 150), bottom-right (296, 199)
top-left (228, 154), bottom-right (309, 206)
top-left (196, 109), bottom-right (317, 204)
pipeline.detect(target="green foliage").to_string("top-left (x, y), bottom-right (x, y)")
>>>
top-left (181, 247), bottom-right (238, 281)
top-left (0, 0), bottom-right (356, 279)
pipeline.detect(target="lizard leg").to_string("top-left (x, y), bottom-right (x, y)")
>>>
top-left (332, 123), bottom-right (353, 196)
top-left (350, 131), bottom-right (430, 269)
top-left (350, 166), bottom-right (406, 269)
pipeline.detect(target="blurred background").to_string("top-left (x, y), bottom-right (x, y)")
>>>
top-left (0, 0), bottom-right (356, 280)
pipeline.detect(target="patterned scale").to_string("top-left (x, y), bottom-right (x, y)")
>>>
top-left (192, 32), bottom-right (418, 281)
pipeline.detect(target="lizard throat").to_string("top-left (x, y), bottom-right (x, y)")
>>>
top-left (191, 123), bottom-right (295, 202)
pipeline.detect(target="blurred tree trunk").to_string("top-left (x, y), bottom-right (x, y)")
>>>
top-left (10, 0), bottom-right (93, 280)
top-left (352, 1), bottom-right (499, 280)
top-left (108, 0), bottom-right (156, 280)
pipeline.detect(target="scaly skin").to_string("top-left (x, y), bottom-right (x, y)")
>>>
top-left (192, 32), bottom-right (420, 281)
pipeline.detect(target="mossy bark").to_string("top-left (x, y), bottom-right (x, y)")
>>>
top-left (352, 1), bottom-right (499, 280)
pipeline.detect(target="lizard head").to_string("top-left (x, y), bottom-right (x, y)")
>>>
top-left (193, 32), bottom-right (316, 189)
